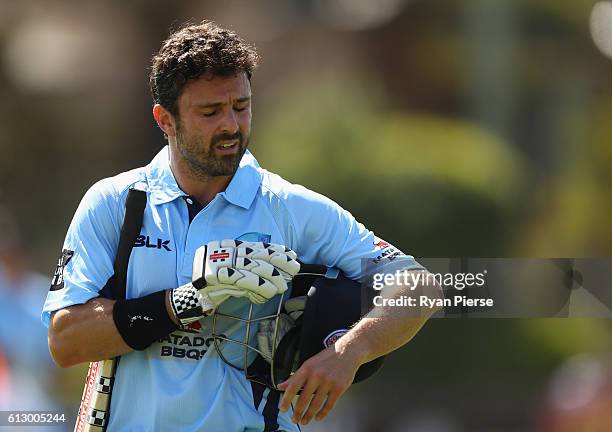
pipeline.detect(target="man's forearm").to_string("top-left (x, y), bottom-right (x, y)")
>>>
top-left (336, 270), bottom-right (443, 367)
top-left (278, 270), bottom-right (443, 424)
top-left (335, 315), bottom-right (429, 367)
top-left (48, 290), bottom-right (181, 367)
top-left (48, 297), bottom-right (132, 367)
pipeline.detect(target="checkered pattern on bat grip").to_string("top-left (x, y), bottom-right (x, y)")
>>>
top-left (87, 409), bottom-right (107, 427)
top-left (94, 376), bottom-right (113, 394)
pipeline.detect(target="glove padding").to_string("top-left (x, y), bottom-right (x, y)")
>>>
top-left (170, 240), bottom-right (300, 328)
top-left (257, 296), bottom-right (307, 364)
top-left (194, 240), bottom-right (301, 305)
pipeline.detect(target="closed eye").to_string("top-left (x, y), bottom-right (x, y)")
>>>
top-left (234, 102), bottom-right (250, 112)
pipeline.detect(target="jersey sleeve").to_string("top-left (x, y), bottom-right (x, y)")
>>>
top-left (283, 185), bottom-right (423, 281)
top-left (41, 178), bottom-right (122, 327)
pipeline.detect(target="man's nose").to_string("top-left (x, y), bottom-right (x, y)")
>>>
top-left (219, 109), bottom-right (239, 134)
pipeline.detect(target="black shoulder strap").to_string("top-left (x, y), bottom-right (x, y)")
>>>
top-left (99, 188), bottom-right (147, 300)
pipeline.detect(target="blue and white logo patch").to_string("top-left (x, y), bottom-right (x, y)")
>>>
top-left (236, 232), bottom-right (271, 243)
top-left (323, 329), bottom-right (348, 348)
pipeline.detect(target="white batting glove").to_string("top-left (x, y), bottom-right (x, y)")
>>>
top-left (196, 240), bottom-right (300, 305)
top-left (170, 240), bottom-right (301, 328)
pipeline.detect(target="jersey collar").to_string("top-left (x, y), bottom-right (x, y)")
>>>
top-left (146, 145), bottom-right (262, 209)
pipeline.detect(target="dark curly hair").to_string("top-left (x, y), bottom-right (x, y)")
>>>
top-left (149, 20), bottom-right (260, 117)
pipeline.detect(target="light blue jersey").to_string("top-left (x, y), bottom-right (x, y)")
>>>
top-left (42, 146), bottom-right (420, 431)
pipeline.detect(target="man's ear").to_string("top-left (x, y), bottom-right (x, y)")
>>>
top-left (153, 104), bottom-right (177, 138)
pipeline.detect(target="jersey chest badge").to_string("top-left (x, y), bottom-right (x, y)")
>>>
top-left (236, 232), bottom-right (271, 243)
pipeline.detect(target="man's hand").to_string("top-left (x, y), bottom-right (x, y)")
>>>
top-left (170, 240), bottom-right (300, 328)
top-left (277, 342), bottom-right (362, 425)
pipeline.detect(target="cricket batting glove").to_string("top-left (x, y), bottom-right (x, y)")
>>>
top-left (170, 240), bottom-right (301, 328)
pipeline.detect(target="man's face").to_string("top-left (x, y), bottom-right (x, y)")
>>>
top-left (173, 73), bottom-right (252, 178)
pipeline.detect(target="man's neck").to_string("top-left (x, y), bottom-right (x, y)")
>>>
top-left (168, 145), bottom-right (232, 207)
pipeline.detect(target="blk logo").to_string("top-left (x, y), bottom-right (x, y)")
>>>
top-left (134, 235), bottom-right (172, 251)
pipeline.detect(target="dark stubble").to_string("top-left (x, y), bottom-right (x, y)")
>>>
top-left (175, 122), bottom-right (248, 179)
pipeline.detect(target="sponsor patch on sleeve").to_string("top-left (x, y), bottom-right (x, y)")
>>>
top-left (373, 237), bottom-right (404, 264)
top-left (50, 249), bottom-right (74, 291)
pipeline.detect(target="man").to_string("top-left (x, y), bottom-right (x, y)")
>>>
top-left (43, 21), bottom-right (438, 431)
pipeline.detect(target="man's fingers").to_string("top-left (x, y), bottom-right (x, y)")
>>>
top-left (315, 386), bottom-right (343, 421)
top-left (300, 386), bottom-right (329, 425)
top-left (291, 374), bottom-right (320, 424)
top-left (278, 373), bottom-right (305, 413)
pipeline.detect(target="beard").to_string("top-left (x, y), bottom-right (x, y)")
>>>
top-left (175, 124), bottom-right (248, 179)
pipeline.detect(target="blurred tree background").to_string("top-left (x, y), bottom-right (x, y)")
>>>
top-left (0, 0), bottom-right (611, 430)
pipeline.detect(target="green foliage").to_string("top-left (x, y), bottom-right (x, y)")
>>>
top-left (253, 79), bottom-right (525, 256)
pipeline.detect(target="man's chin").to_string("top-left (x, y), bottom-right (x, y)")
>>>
top-left (208, 151), bottom-right (245, 176)
top-left (183, 145), bottom-right (247, 178)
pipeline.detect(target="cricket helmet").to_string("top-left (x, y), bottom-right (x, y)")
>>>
top-left (210, 265), bottom-right (385, 390)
